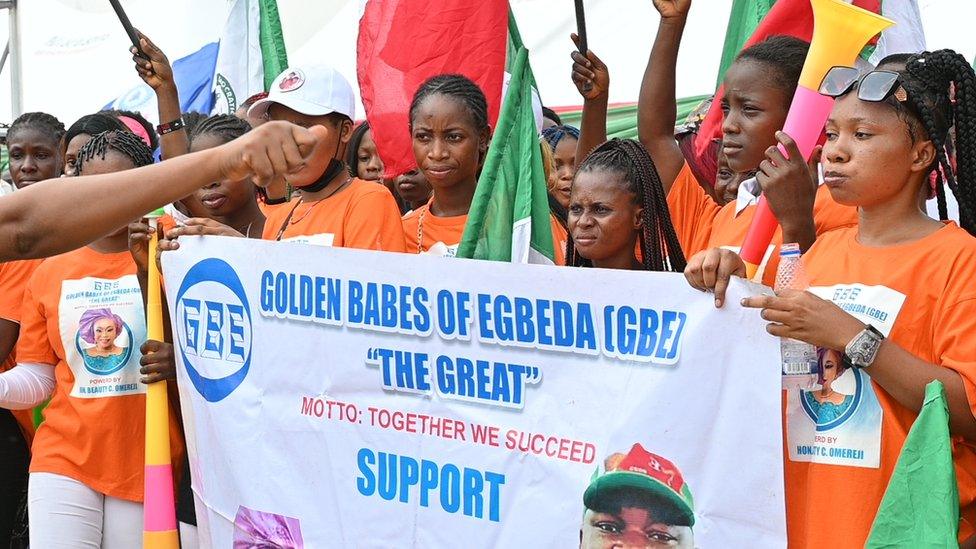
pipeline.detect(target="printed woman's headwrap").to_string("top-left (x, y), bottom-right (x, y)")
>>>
top-left (815, 347), bottom-right (845, 386)
top-left (78, 308), bottom-right (124, 345)
top-left (233, 506), bottom-right (304, 548)
top-left (541, 124), bottom-right (581, 150)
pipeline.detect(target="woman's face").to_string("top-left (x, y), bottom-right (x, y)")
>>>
top-left (79, 151), bottom-right (138, 236)
top-left (94, 318), bottom-right (118, 350)
top-left (411, 94), bottom-right (486, 191)
top-left (821, 93), bottom-right (932, 209)
top-left (395, 169), bottom-right (433, 207)
top-left (551, 136), bottom-right (578, 208)
top-left (711, 149), bottom-right (737, 206)
top-left (190, 134), bottom-right (255, 218)
top-left (720, 60), bottom-right (791, 173)
top-left (63, 134), bottom-right (92, 177)
top-left (568, 169), bottom-right (641, 265)
top-left (268, 104), bottom-right (351, 188)
top-left (7, 128), bottom-right (62, 188)
top-left (820, 349), bottom-right (843, 386)
top-left (356, 129), bottom-right (384, 182)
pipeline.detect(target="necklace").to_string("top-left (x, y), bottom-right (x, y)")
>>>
top-left (275, 178), bottom-right (351, 241)
top-left (416, 203), bottom-right (429, 253)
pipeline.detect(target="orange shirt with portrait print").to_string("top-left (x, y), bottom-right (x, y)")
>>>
top-left (666, 162), bottom-right (858, 286)
top-left (0, 258), bottom-right (43, 442)
top-left (262, 178), bottom-right (405, 252)
top-left (784, 223), bottom-right (976, 547)
top-left (17, 246), bottom-right (184, 502)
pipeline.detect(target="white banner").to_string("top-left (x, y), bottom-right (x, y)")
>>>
top-left (162, 237), bottom-right (785, 548)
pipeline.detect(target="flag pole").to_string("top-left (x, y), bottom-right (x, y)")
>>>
top-left (143, 209), bottom-right (179, 549)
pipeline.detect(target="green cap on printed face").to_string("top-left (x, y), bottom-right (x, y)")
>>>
top-left (145, 207), bottom-right (166, 219)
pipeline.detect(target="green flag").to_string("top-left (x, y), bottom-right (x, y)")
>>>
top-left (258, 0), bottom-right (288, 91)
top-left (715, 0), bottom-right (776, 89)
top-left (456, 45), bottom-right (554, 264)
top-left (866, 380), bottom-right (959, 547)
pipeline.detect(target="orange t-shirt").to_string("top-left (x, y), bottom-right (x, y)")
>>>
top-left (262, 179), bottom-right (406, 252)
top-left (666, 162), bottom-right (858, 286)
top-left (0, 258), bottom-right (43, 441)
top-left (258, 198), bottom-right (295, 219)
top-left (17, 246), bottom-right (184, 501)
top-left (550, 214), bottom-right (568, 266)
top-left (785, 223), bottom-right (976, 547)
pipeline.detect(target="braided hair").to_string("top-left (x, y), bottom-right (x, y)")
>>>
top-left (566, 139), bottom-right (686, 272)
top-left (182, 111), bottom-right (209, 136)
top-left (409, 74), bottom-right (489, 134)
top-left (888, 50), bottom-right (976, 233)
top-left (8, 112), bottom-right (66, 144)
top-left (76, 130), bottom-right (154, 174)
top-left (65, 114), bottom-right (127, 150)
top-left (542, 124), bottom-right (581, 151)
top-left (189, 114), bottom-right (251, 146)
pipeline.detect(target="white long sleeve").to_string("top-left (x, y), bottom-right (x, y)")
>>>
top-left (0, 362), bottom-right (56, 409)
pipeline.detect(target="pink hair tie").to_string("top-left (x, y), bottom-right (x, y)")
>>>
top-left (117, 115), bottom-right (153, 147)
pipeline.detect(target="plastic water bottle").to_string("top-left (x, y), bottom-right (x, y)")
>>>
top-left (775, 243), bottom-right (819, 391)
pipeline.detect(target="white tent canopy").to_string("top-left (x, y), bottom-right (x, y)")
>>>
top-left (2, 0), bottom-right (975, 124)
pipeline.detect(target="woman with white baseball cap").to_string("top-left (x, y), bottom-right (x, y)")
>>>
top-left (252, 65), bottom-right (406, 251)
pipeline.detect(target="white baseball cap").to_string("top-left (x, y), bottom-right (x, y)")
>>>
top-left (248, 65), bottom-right (356, 120)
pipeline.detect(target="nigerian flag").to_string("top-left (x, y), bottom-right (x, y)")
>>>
top-left (866, 380), bottom-right (959, 547)
top-left (456, 15), bottom-right (554, 264)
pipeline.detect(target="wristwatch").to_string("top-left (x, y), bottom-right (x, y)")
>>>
top-left (844, 325), bottom-right (885, 369)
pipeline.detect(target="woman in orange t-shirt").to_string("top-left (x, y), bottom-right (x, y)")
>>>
top-left (401, 74), bottom-right (491, 256)
top-left (565, 138), bottom-right (685, 273)
top-left (0, 131), bottom-right (183, 547)
top-left (688, 50), bottom-right (976, 547)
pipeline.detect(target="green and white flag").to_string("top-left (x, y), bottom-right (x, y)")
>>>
top-left (212, 0), bottom-right (288, 114)
top-left (456, 41), bottom-right (554, 264)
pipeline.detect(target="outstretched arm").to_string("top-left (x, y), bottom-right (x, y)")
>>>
top-left (638, 0), bottom-right (692, 194)
top-left (0, 122), bottom-right (325, 261)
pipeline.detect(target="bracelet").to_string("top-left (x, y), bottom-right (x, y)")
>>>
top-left (156, 117), bottom-right (185, 135)
top-left (264, 195), bottom-right (289, 206)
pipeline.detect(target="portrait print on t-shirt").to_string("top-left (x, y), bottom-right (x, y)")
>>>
top-left (58, 275), bottom-right (147, 398)
top-left (785, 284), bottom-right (906, 469)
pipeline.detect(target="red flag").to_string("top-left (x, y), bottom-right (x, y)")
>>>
top-left (357, 0), bottom-right (508, 179)
top-left (690, 0), bottom-right (881, 183)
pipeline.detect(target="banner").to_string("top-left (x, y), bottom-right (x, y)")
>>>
top-left (162, 237), bottom-right (786, 547)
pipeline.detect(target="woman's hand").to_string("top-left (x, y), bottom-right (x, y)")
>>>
top-left (741, 290), bottom-right (866, 350)
top-left (652, 0), bottom-right (692, 19)
top-left (757, 131), bottom-right (820, 251)
top-left (570, 34), bottom-right (609, 101)
top-left (127, 221), bottom-right (152, 274)
top-left (131, 30), bottom-right (174, 91)
top-left (215, 121), bottom-right (326, 187)
top-left (140, 340), bottom-right (176, 384)
top-left (684, 247), bottom-right (746, 307)
top-left (159, 218), bottom-right (245, 252)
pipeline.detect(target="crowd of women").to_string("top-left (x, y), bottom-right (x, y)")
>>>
top-left (0, 0), bottom-right (975, 546)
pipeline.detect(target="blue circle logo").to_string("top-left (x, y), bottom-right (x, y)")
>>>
top-left (76, 321), bottom-right (133, 376)
top-left (174, 258), bottom-right (253, 402)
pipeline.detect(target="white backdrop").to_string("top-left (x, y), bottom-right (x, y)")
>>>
top-left (4, 0), bottom-right (975, 124)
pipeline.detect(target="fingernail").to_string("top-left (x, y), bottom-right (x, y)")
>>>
top-left (715, 298), bottom-right (723, 307)
top-left (740, 298), bottom-right (747, 306)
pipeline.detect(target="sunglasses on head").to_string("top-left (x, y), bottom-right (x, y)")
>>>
top-left (819, 66), bottom-right (909, 103)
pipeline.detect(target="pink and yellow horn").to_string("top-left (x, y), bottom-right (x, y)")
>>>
top-left (740, 0), bottom-right (893, 280)
top-left (143, 209), bottom-right (179, 548)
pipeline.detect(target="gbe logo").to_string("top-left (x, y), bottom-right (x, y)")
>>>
top-left (174, 258), bottom-right (253, 402)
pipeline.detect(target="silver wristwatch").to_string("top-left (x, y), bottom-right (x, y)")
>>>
top-left (844, 325), bottom-right (885, 369)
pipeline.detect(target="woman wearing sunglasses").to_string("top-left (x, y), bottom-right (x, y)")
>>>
top-left (685, 49), bottom-right (976, 546)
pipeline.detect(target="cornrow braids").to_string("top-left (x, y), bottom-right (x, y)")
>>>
top-left (8, 112), bottom-right (66, 144)
top-left (189, 114), bottom-right (251, 147)
top-left (897, 49), bottom-right (976, 233)
top-left (566, 139), bottom-right (687, 272)
top-left (346, 121), bottom-right (372, 177)
top-left (76, 130), bottom-right (154, 174)
top-left (409, 74), bottom-right (489, 133)
top-left (182, 111), bottom-right (209, 136)
top-left (542, 124), bottom-right (581, 150)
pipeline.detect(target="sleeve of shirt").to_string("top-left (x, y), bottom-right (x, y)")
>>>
top-left (935, 296), bottom-right (976, 418)
top-left (15, 272), bottom-right (57, 366)
top-left (0, 259), bottom-right (42, 323)
top-left (666, 162), bottom-right (721, 257)
top-left (812, 184), bottom-right (859, 236)
top-left (346, 188), bottom-right (408, 252)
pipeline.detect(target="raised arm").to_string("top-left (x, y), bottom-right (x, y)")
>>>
top-left (570, 33), bottom-right (610, 165)
top-left (0, 121), bottom-right (325, 261)
top-left (132, 30), bottom-right (188, 160)
top-left (638, 0), bottom-right (692, 193)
